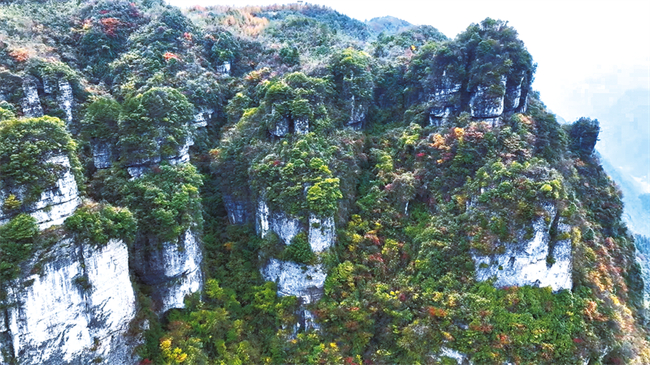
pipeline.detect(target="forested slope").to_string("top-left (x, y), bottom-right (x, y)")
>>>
top-left (0, 1), bottom-right (647, 364)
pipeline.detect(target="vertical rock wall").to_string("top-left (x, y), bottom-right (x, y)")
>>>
top-left (0, 239), bottom-right (138, 365)
top-left (257, 200), bottom-right (336, 330)
top-left (473, 205), bottom-right (573, 292)
top-left (20, 76), bottom-right (43, 118)
top-left (0, 155), bottom-right (80, 230)
top-left (131, 230), bottom-right (203, 314)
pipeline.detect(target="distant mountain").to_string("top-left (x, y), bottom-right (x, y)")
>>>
top-left (365, 15), bottom-right (413, 35)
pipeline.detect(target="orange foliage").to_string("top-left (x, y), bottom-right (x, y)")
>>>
top-left (9, 48), bottom-right (30, 62)
top-left (163, 52), bottom-right (181, 62)
top-left (100, 17), bottom-right (121, 37)
top-left (427, 306), bottom-right (448, 318)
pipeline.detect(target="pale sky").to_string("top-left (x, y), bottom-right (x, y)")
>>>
top-left (167, 0), bottom-right (650, 122)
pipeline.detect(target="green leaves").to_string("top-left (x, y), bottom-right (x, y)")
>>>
top-left (64, 202), bottom-right (137, 246)
top-left (118, 87), bottom-right (194, 163)
top-left (0, 214), bottom-right (38, 281)
top-left (307, 177), bottom-right (342, 216)
top-left (123, 163), bottom-right (202, 243)
top-left (0, 116), bottom-right (82, 204)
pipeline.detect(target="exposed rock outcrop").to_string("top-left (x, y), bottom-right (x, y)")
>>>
top-left (57, 79), bottom-right (73, 124)
top-left (131, 230), bottom-right (203, 314)
top-left (294, 118), bottom-right (309, 135)
top-left (216, 61), bottom-right (231, 75)
top-left (0, 238), bottom-right (138, 365)
top-left (21, 76), bottom-right (43, 118)
top-left (473, 205), bottom-right (573, 291)
top-left (125, 136), bottom-right (193, 179)
top-left (428, 72), bottom-right (462, 127)
top-left (92, 142), bottom-right (113, 170)
top-left (0, 155), bottom-right (80, 230)
top-left (470, 75), bottom-right (507, 127)
top-left (348, 95), bottom-right (366, 130)
top-left (223, 194), bottom-right (253, 225)
top-left (257, 200), bottom-right (336, 330)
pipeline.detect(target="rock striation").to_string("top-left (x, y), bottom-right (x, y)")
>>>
top-left (0, 238), bottom-right (138, 365)
top-left (0, 155), bottom-right (80, 230)
top-left (21, 76), bottom-right (44, 118)
top-left (473, 204), bottom-right (572, 292)
top-left (256, 200), bottom-right (336, 330)
top-left (131, 230), bottom-right (203, 314)
top-left (57, 79), bottom-right (74, 124)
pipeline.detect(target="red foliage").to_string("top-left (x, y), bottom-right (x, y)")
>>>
top-left (163, 52), bottom-right (181, 62)
top-left (100, 17), bottom-right (121, 37)
top-left (139, 359), bottom-right (152, 365)
top-left (573, 338), bottom-right (583, 344)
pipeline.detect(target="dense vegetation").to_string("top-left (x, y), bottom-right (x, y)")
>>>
top-left (0, 1), bottom-right (647, 364)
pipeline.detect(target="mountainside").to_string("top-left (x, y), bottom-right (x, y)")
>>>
top-left (0, 1), bottom-right (648, 364)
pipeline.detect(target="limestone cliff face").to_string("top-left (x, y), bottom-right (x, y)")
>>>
top-left (256, 200), bottom-right (336, 330)
top-left (473, 204), bottom-right (573, 291)
top-left (0, 154), bottom-right (80, 230)
top-left (427, 73), bottom-right (529, 127)
top-left (20, 76), bottom-right (44, 118)
top-left (0, 238), bottom-right (138, 365)
top-left (131, 230), bottom-right (203, 314)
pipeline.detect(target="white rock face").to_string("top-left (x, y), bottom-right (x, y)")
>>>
top-left (21, 76), bottom-right (43, 118)
top-left (0, 238), bottom-right (138, 365)
top-left (257, 203), bottom-right (337, 331)
top-left (504, 79), bottom-right (523, 112)
top-left (261, 258), bottom-right (326, 332)
top-left (216, 61), bottom-right (231, 75)
top-left (42, 78), bottom-right (54, 94)
top-left (257, 200), bottom-right (271, 237)
top-left (432, 347), bottom-right (470, 364)
top-left (272, 118), bottom-right (290, 137)
top-left (0, 155), bottom-right (80, 230)
top-left (57, 79), bottom-right (73, 124)
top-left (470, 75), bottom-right (507, 123)
top-left (309, 214), bottom-right (335, 253)
top-left (132, 230), bottom-right (203, 314)
top-left (262, 259), bottom-right (327, 299)
top-left (193, 107), bottom-right (213, 128)
top-left (256, 200), bottom-right (301, 245)
top-left (348, 95), bottom-right (366, 130)
top-left (126, 136), bottom-right (192, 179)
top-left (295, 119), bottom-right (309, 135)
top-left (473, 207), bottom-right (573, 292)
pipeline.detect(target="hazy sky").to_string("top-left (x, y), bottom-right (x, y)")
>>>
top-left (166, 0), bottom-right (650, 122)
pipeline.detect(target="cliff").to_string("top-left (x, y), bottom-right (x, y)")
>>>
top-left (0, 2), bottom-right (647, 364)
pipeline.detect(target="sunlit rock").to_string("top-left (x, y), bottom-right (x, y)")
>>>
top-left (0, 238), bottom-right (138, 365)
top-left (216, 61), bottom-right (231, 75)
top-left (261, 258), bottom-right (326, 331)
top-left (295, 118), bottom-right (309, 135)
top-left (473, 205), bottom-right (573, 292)
top-left (348, 94), bottom-right (366, 130)
top-left (470, 75), bottom-right (507, 126)
top-left (57, 79), bottom-right (73, 124)
top-left (92, 142), bottom-right (113, 170)
top-left (309, 214), bottom-right (335, 253)
top-left (0, 155), bottom-right (80, 230)
top-left (21, 76), bottom-right (43, 118)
